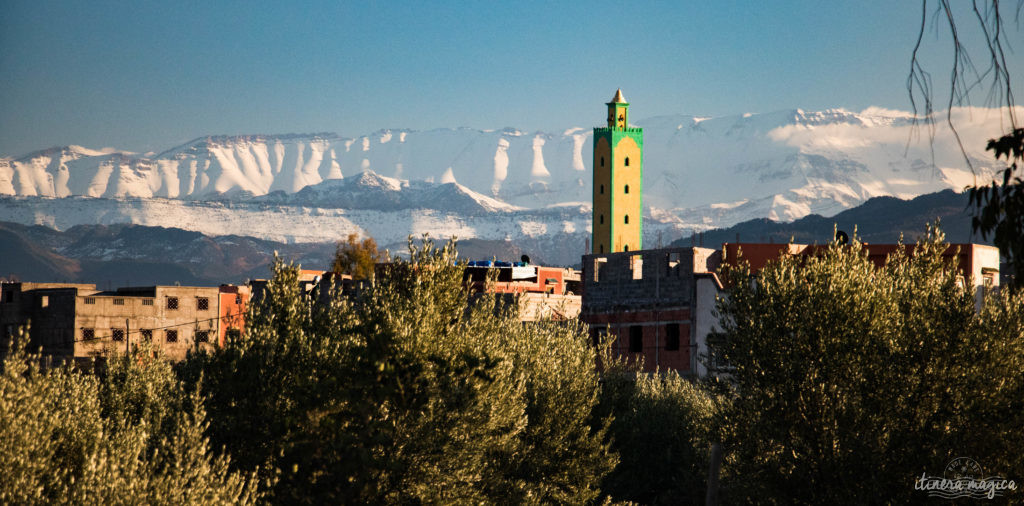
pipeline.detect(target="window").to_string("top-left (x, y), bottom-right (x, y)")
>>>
top-left (113, 298), bottom-right (125, 306)
top-left (167, 297), bottom-right (179, 310)
top-left (624, 245), bottom-right (629, 252)
top-left (668, 252), bottom-right (681, 271)
top-left (590, 327), bottom-right (607, 347)
top-left (142, 299), bottom-right (154, 306)
top-left (165, 330), bottom-right (178, 343)
top-left (624, 215), bottom-right (629, 224)
top-left (84, 297), bottom-right (96, 305)
top-left (593, 258), bottom-right (607, 282)
top-left (195, 330), bottom-right (210, 343)
top-left (665, 323), bottom-right (680, 351)
top-left (82, 328), bottom-right (95, 340)
top-left (599, 214), bottom-right (604, 225)
top-left (235, 295), bottom-right (242, 304)
top-left (111, 328), bottom-right (125, 342)
top-left (39, 295), bottom-right (49, 308)
top-left (226, 328), bottom-right (241, 341)
top-left (624, 184), bottom-right (629, 194)
top-left (599, 184), bottom-right (604, 194)
top-left (624, 157), bottom-right (630, 167)
top-left (600, 156), bottom-right (605, 167)
top-left (197, 297), bottom-right (209, 311)
top-left (141, 329), bottom-right (153, 342)
top-left (631, 255), bottom-right (643, 280)
top-left (629, 326), bottom-right (643, 353)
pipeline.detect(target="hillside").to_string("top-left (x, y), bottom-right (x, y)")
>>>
top-left (671, 190), bottom-right (987, 248)
top-left (0, 221), bottom-right (564, 285)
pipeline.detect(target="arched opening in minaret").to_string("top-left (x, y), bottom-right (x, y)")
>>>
top-left (624, 185), bottom-right (629, 194)
top-left (624, 157), bottom-right (630, 167)
top-left (600, 157), bottom-right (605, 167)
top-left (600, 214), bottom-right (604, 225)
top-left (624, 215), bottom-right (629, 224)
top-left (600, 184), bottom-right (604, 194)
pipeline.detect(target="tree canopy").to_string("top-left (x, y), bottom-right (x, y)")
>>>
top-left (707, 227), bottom-right (1024, 503)
top-left (183, 238), bottom-right (616, 504)
top-left (331, 233), bottom-right (385, 279)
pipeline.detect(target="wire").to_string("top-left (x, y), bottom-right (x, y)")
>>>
top-left (13, 312), bottom-right (244, 345)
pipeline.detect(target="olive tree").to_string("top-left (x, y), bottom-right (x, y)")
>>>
top-left (184, 238), bottom-right (616, 504)
top-left (708, 226), bottom-right (1024, 503)
top-left (0, 336), bottom-right (260, 505)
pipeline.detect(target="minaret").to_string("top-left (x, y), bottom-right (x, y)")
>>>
top-left (592, 89), bottom-right (643, 254)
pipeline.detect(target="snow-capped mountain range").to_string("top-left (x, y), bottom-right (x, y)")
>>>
top-left (0, 106), bottom-right (1015, 265)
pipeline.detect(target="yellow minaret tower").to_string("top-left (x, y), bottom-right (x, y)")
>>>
top-left (592, 89), bottom-right (643, 253)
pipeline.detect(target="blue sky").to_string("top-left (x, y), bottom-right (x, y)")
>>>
top-left (1, 0), bottom-right (1020, 156)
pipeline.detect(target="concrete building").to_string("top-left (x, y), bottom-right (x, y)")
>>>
top-left (0, 282), bottom-right (248, 362)
top-left (1, 282), bottom-right (99, 359)
top-left (464, 261), bottom-right (583, 322)
top-left (581, 247), bottom-right (723, 375)
top-left (722, 242), bottom-right (1001, 309)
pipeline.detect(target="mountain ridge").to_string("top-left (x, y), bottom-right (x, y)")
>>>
top-left (1, 106), bottom-right (1017, 265)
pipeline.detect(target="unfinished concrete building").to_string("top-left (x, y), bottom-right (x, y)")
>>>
top-left (581, 247), bottom-right (723, 375)
top-left (0, 282), bottom-right (247, 362)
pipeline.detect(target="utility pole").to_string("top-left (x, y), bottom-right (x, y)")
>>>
top-left (706, 442), bottom-right (722, 506)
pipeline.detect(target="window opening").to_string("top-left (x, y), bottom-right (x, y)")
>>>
top-left (665, 323), bottom-right (680, 351)
top-left (629, 326), bottom-right (643, 353)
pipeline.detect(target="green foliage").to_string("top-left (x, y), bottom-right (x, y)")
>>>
top-left (709, 225), bottom-right (1024, 503)
top-left (601, 366), bottom-right (722, 505)
top-left (0, 336), bottom-right (260, 505)
top-left (331, 233), bottom-right (385, 279)
top-left (186, 237), bottom-right (616, 504)
top-left (970, 127), bottom-right (1024, 285)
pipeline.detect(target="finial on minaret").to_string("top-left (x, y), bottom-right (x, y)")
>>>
top-left (610, 88), bottom-right (627, 104)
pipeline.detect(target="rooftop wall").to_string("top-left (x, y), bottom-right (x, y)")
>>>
top-left (581, 247), bottom-right (720, 312)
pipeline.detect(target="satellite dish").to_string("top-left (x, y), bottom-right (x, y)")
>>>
top-left (521, 254), bottom-right (531, 264)
top-left (835, 230), bottom-right (849, 245)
